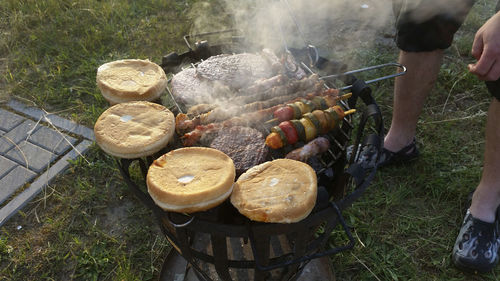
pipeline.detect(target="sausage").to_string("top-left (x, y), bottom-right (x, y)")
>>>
top-left (285, 137), bottom-right (330, 162)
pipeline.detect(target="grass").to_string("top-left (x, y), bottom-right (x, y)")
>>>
top-left (0, 0), bottom-right (499, 280)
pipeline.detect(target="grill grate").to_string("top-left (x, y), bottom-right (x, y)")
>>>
top-left (115, 35), bottom-right (391, 281)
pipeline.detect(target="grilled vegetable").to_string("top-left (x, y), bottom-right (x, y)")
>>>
top-left (302, 113), bottom-right (321, 134)
top-left (273, 106), bottom-right (294, 122)
top-left (290, 119), bottom-right (306, 142)
top-left (312, 96), bottom-right (328, 110)
top-left (300, 117), bottom-right (317, 142)
top-left (279, 121), bottom-right (299, 145)
top-left (325, 105), bottom-right (355, 128)
top-left (288, 103), bottom-right (302, 119)
top-left (312, 110), bottom-right (329, 134)
top-left (271, 126), bottom-right (287, 147)
top-left (265, 133), bottom-right (283, 149)
top-left (265, 105), bottom-right (356, 149)
top-left (267, 92), bottom-right (352, 124)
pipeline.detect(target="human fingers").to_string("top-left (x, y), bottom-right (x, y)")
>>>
top-left (471, 32), bottom-right (484, 60)
top-left (468, 47), bottom-right (496, 77)
top-left (475, 60), bottom-right (500, 81)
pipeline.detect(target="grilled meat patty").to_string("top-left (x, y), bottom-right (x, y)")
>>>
top-left (170, 68), bottom-right (231, 106)
top-left (196, 53), bottom-right (276, 89)
top-left (210, 126), bottom-right (268, 176)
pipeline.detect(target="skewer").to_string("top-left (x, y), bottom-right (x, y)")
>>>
top-left (264, 92), bottom-right (353, 124)
top-left (343, 109), bottom-right (356, 116)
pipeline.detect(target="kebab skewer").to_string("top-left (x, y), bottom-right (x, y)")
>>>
top-left (265, 106), bottom-right (356, 149)
top-left (180, 91), bottom-right (352, 146)
top-left (237, 74), bottom-right (289, 96)
top-left (183, 86), bottom-right (324, 128)
top-left (185, 73), bottom-right (320, 117)
top-left (181, 105), bottom-right (282, 146)
top-left (176, 86), bottom-right (338, 133)
top-left (268, 92), bottom-right (352, 123)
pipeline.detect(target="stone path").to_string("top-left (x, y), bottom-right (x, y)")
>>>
top-left (0, 99), bottom-right (94, 226)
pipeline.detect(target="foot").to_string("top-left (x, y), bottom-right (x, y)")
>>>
top-left (452, 209), bottom-right (500, 273)
top-left (378, 138), bottom-right (419, 167)
top-left (348, 138), bottom-right (419, 169)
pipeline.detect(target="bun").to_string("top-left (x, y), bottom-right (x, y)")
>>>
top-left (230, 159), bottom-right (317, 223)
top-left (96, 59), bottom-right (167, 104)
top-left (94, 101), bottom-right (175, 158)
top-left (147, 147), bottom-right (236, 213)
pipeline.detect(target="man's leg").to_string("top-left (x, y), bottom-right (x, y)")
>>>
top-left (452, 98), bottom-right (500, 273)
top-left (469, 98), bottom-right (500, 223)
top-left (384, 49), bottom-right (443, 152)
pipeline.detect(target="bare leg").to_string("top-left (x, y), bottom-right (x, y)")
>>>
top-left (384, 50), bottom-right (444, 152)
top-left (469, 98), bottom-right (500, 223)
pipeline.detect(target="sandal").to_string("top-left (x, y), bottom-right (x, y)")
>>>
top-left (347, 138), bottom-right (419, 169)
top-left (452, 209), bottom-right (500, 273)
top-left (377, 138), bottom-right (419, 167)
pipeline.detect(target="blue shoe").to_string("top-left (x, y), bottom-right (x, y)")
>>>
top-left (452, 209), bottom-right (500, 273)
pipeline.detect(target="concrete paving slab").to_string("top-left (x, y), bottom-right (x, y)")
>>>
top-left (7, 99), bottom-right (95, 141)
top-left (28, 125), bottom-right (77, 155)
top-left (0, 119), bottom-right (40, 153)
top-left (0, 155), bottom-right (17, 179)
top-left (0, 166), bottom-right (37, 206)
top-left (0, 137), bottom-right (14, 154)
top-left (0, 140), bottom-right (93, 226)
top-left (5, 141), bottom-right (57, 173)
top-left (0, 108), bottom-right (24, 131)
top-left (0, 99), bottom-right (95, 227)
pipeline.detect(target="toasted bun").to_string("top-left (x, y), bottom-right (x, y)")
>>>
top-left (230, 159), bottom-right (317, 223)
top-left (96, 59), bottom-right (167, 104)
top-left (94, 101), bottom-right (175, 158)
top-left (147, 147), bottom-right (236, 213)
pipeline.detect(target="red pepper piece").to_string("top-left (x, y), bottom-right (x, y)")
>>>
top-left (279, 121), bottom-right (299, 145)
top-left (273, 106), bottom-right (294, 122)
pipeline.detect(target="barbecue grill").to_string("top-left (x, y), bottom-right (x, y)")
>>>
top-left (110, 26), bottom-right (407, 280)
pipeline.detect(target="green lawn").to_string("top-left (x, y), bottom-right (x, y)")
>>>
top-left (1, 0), bottom-right (499, 280)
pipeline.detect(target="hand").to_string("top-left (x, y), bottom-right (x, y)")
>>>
top-left (468, 12), bottom-right (500, 81)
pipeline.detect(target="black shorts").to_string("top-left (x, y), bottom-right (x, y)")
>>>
top-left (486, 81), bottom-right (500, 101)
top-left (394, 0), bottom-right (500, 100)
top-left (393, 0), bottom-right (476, 52)
top-left (482, 1), bottom-right (500, 101)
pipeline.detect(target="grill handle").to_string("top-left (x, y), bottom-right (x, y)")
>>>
top-left (248, 202), bottom-right (355, 271)
top-left (340, 99), bottom-right (384, 210)
top-left (320, 62), bottom-right (407, 91)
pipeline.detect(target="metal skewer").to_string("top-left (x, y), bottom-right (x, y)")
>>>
top-left (301, 62), bottom-right (407, 91)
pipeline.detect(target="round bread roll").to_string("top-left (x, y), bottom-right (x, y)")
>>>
top-left (94, 101), bottom-right (175, 158)
top-left (96, 59), bottom-right (167, 104)
top-left (231, 159), bottom-right (317, 223)
top-left (147, 147), bottom-right (236, 213)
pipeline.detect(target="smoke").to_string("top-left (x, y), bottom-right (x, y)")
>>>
top-left (188, 0), bottom-right (476, 67)
top-left (188, 0), bottom-right (396, 66)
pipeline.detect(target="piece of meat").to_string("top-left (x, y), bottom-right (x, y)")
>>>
top-left (285, 137), bottom-right (330, 162)
top-left (233, 74), bottom-right (321, 104)
top-left (237, 74), bottom-right (288, 96)
top-left (176, 86), bottom-right (337, 134)
top-left (196, 53), bottom-right (276, 89)
top-left (210, 126), bottom-right (269, 176)
top-left (181, 104), bottom-right (281, 146)
top-left (187, 103), bottom-right (218, 116)
top-left (170, 68), bottom-right (232, 106)
top-left (177, 88), bottom-right (340, 139)
top-left (260, 48), bottom-right (283, 73)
